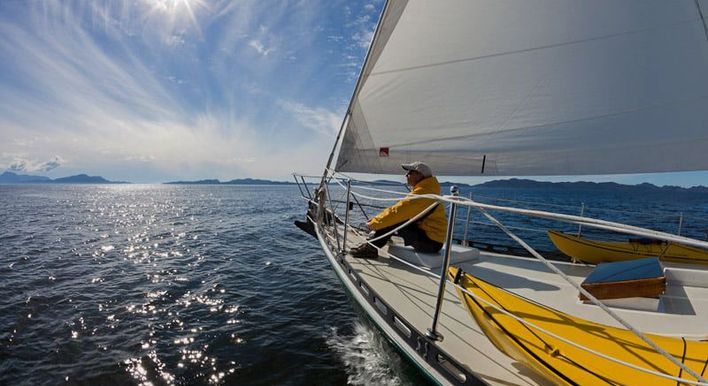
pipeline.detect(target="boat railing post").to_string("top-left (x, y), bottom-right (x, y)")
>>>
top-left (677, 212), bottom-right (683, 236)
top-left (426, 186), bottom-right (459, 342)
top-left (301, 176), bottom-right (313, 199)
top-left (293, 174), bottom-right (307, 199)
top-left (323, 183), bottom-right (342, 252)
top-left (577, 202), bottom-right (585, 237)
top-left (341, 179), bottom-right (352, 255)
top-left (461, 192), bottom-right (473, 247)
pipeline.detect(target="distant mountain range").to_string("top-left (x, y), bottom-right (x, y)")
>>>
top-left (2, 172), bottom-right (706, 193)
top-left (0, 171), bottom-right (127, 184)
top-left (358, 178), bottom-right (707, 194)
top-left (164, 178), bottom-right (294, 185)
top-left (471, 178), bottom-right (708, 194)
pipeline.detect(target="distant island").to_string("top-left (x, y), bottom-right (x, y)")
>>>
top-left (0, 171), bottom-right (128, 184)
top-left (164, 178), bottom-right (295, 185)
top-left (472, 178), bottom-right (708, 194)
top-left (352, 178), bottom-right (707, 194)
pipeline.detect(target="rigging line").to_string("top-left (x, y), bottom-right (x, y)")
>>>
top-left (677, 337), bottom-right (688, 386)
top-left (330, 173), bottom-right (706, 224)
top-left (327, 170), bottom-right (708, 249)
top-left (696, 0), bottom-right (708, 42)
top-left (359, 202), bottom-right (440, 244)
top-left (476, 206), bottom-right (707, 384)
top-left (466, 220), bottom-right (549, 234)
top-left (462, 279), bottom-right (581, 386)
top-left (467, 277), bottom-right (609, 386)
top-left (335, 223), bottom-right (708, 385)
top-left (491, 200), bottom-right (703, 231)
top-left (328, 169), bottom-right (410, 190)
top-left (369, 15), bottom-right (705, 77)
top-left (454, 280), bottom-right (708, 385)
top-left (350, 187), bottom-right (708, 248)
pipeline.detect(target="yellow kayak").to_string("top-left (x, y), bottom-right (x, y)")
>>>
top-left (448, 266), bottom-right (708, 386)
top-left (548, 230), bottom-right (708, 265)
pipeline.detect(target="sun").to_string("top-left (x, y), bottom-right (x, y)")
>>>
top-left (148, 0), bottom-right (202, 15)
top-left (142, 0), bottom-right (207, 36)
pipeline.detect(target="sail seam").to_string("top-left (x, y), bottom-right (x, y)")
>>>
top-left (376, 95), bottom-right (708, 149)
top-left (695, 0), bottom-right (708, 42)
top-left (369, 16), bottom-right (705, 77)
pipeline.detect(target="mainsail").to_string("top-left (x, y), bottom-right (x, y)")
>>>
top-left (334, 0), bottom-right (708, 176)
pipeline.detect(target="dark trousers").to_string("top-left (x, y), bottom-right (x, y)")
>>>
top-left (369, 222), bottom-right (443, 253)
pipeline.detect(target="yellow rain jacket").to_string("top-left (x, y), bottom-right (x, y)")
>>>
top-left (367, 176), bottom-right (447, 243)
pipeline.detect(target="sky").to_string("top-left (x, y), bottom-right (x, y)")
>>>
top-left (0, 0), bottom-right (381, 183)
top-left (0, 0), bottom-right (706, 186)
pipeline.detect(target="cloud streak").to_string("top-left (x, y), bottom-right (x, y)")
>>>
top-left (280, 101), bottom-right (342, 137)
top-left (8, 155), bottom-right (64, 173)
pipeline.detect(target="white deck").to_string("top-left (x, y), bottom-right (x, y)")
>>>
top-left (327, 228), bottom-right (708, 386)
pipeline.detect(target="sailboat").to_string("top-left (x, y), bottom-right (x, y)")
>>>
top-left (295, 1), bottom-right (708, 385)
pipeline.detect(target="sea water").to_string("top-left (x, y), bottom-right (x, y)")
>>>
top-left (1, 184), bottom-right (706, 385)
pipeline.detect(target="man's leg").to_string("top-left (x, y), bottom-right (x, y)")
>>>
top-left (350, 225), bottom-right (397, 259)
top-left (396, 225), bottom-right (443, 253)
top-left (351, 222), bottom-right (442, 258)
top-left (368, 225), bottom-right (399, 248)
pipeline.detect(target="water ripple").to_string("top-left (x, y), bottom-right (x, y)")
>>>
top-left (0, 185), bottom-right (373, 385)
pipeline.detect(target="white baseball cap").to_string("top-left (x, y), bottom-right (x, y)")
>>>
top-left (401, 161), bottom-right (432, 178)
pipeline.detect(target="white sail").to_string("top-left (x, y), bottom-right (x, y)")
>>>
top-left (335, 0), bottom-right (708, 176)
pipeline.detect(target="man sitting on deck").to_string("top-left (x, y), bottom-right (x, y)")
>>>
top-left (350, 161), bottom-right (448, 259)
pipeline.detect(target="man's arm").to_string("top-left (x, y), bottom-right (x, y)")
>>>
top-left (367, 196), bottom-right (434, 230)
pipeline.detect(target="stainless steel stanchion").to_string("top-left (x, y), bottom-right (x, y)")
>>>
top-left (342, 179), bottom-right (352, 254)
top-left (426, 186), bottom-right (459, 341)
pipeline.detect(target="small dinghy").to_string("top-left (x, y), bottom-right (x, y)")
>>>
top-left (449, 266), bottom-right (708, 386)
top-left (548, 230), bottom-right (708, 265)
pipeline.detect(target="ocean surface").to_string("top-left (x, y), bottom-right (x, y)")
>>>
top-left (1, 184), bottom-right (707, 386)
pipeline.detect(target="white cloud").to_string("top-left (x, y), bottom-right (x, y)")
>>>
top-left (279, 100), bottom-right (342, 137)
top-left (248, 39), bottom-right (273, 56)
top-left (353, 29), bottom-right (374, 49)
top-left (7, 155), bottom-right (64, 173)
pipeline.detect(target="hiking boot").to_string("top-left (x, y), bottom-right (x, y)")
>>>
top-left (350, 243), bottom-right (378, 259)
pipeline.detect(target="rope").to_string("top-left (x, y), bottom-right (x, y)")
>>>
top-left (320, 171), bottom-right (706, 232)
top-left (323, 170), bottom-right (708, 247)
top-left (338, 179), bottom-right (708, 250)
top-left (464, 220), bottom-right (550, 234)
top-left (359, 202), bottom-right (440, 244)
top-left (473, 193), bottom-right (702, 222)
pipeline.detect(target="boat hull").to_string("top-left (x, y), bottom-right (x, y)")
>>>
top-left (548, 230), bottom-right (708, 265)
